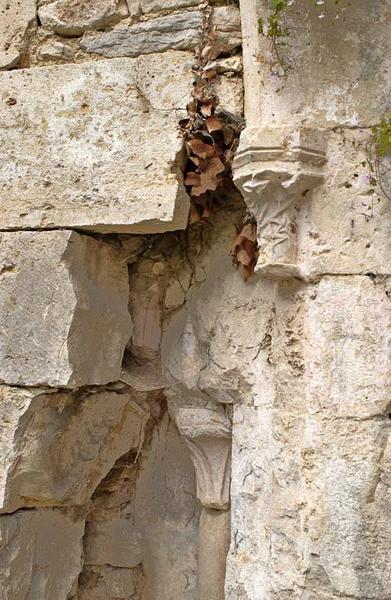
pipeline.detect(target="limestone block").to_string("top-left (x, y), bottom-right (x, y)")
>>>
top-left (0, 385), bottom-right (150, 512)
top-left (0, 0), bottom-right (36, 70)
top-left (0, 54), bottom-right (191, 233)
top-left (0, 231), bottom-right (131, 387)
top-left (305, 276), bottom-right (391, 419)
top-left (38, 0), bottom-right (128, 36)
top-left (84, 518), bottom-right (143, 568)
top-left (80, 7), bottom-right (241, 58)
top-left (303, 276), bottom-right (391, 598)
top-left (302, 130), bottom-right (391, 276)
top-left (242, 0), bottom-right (391, 129)
top-left (0, 508), bottom-right (84, 600)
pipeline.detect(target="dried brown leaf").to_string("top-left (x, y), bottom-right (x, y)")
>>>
top-left (191, 184), bottom-right (209, 196)
top-left (199, 101), bottom-right (213, 117)
top-left (187, 138), bottom-right (216, 159)
top-left (199, 156), bottom-right (225, 191)
top-left (184, 172), bottom-right (201, 186)
top-left (189, 202), bottom-right (201, 225)
top-left (206, 115), bottom-right (223, 132)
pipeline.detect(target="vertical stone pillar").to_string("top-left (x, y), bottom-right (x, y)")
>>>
top-left (230, 1), bottom-right (391, 599)
top-left (175, 407), bottom-right (232, 600)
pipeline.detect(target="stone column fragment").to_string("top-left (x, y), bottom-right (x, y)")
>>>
top-left (175, 407), bottom-right (232, 600)
top-left (233, 127), bottom-right (326, 279)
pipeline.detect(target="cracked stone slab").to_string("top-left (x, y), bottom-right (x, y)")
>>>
top-left (0, 0), bottom-right (36, 70)
top-left (0, 53), bottom-right (191, 232)
top-left (0, 230), bottom-right (132, 387)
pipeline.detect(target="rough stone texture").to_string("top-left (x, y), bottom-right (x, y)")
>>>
top-left (0, 53), bottom-right (191, 233)
top-left (80, 6), bottom-right (241, 58)
top-left (0, 508), bottom-right (85, 600)
top-left (37, 39), bottom-right (75, 60)
top-left (0, 0), bottom-right (36, 70)
top-left (0, 385), bottom-right (150, 512)
top-left (38, 0), bottom-right (129, 36)
top-left (135, 414), bottom-right (200, 599)
top-left (129, 0), bottom-right (198, 15)
top-left (78, 565), bottom-right (144, 600)
top-left (301, 130), bottom-right (391, 277)
top-left (241, 0), bottom-right (391, 129)
top-left (0, 0), bottom-right (389, 598)
top-left (84, 518), bottom-right (144, 567)
top-left (0, 231), bottom-right (131, 387)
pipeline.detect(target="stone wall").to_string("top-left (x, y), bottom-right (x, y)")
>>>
top-left (0, 1), bottom-right (390, 599)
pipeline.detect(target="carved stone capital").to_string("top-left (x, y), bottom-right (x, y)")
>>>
top-left (233, 127), bottom-right (327, 279)
top-left (175, 408), bottom-right (232, 510)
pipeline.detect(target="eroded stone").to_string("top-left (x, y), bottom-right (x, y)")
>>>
top-left (80, 7), bottom-right (241, 58)
top-left (0, 231), bottom-right (131, 387)
top-left (0, 53), bottom-right (191, 232)
top-left (0, 385), bottom-right (150, 512)
top-left (0, 0), bottom-right (36, 70)
top-left (38, 0), bottom-right (129, 36)
top-left (0, 508), bottom-right (84, 600)
top-left (84, 518), bottom-right (143, 568)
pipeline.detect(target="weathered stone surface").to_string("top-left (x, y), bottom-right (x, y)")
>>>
top-left (38, 0), bottom-right (128, 36)
top-left (38, 39), bottom-right (75, 60)
top-left (135, 414), bottom-right (200, 599)
top-left (80, 7), bottom-right (241, 58)
top-left (129, 0), bottom-right (198, 15)
top-left (0, 53), bottom-right (191, 233)
top-left (302, 276), bottom-right (391, 599)
top-left (301, 130), bottom-right (391, 276)
top-left (0, 508), bottom-right (84, 600)
top-left (0, 0), bottom-right (36, 70)
top-left (78, 565), bottom-right (144, 600)
top-left (0, 385), bottom-right (150, 512)
top-left (84, 518), bottom-right (143, 567)
top-left (0, 231), bottom-right (131, 387)
top-left (241, 0), bottom-right (391, 129)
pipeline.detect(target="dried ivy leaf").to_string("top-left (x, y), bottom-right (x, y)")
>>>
top-left (184, 172), bottom-right (201, 186)
top-left (200, 101), bottom-right (213, 117)
top-left (189, 201), bottom-right (202, 225)
top-left (187, 138), bottom-right (216, 159)
top-left (229, 223), bottom-right (258, 281)
top-left (206, 115), bottom-right (223, 132)
top-left (191, 184), bottom-right (209, 196)
top-left (199, 156), bottom-right (225, 191)
top-left (240, 223), bottom-right (257, 242)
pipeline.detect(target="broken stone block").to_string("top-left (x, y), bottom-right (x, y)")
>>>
top-left (80, 7), bottom-right (241, 58)
top-left (38, 0), bottom-right (128, 36)
top-left (0, 0), bottom-right (36, 70)
top-left (0, 385), bottom-right (150, 513)
top-left (0, 508), bottom-right (85, 600)
top-left (0, 53), bottom-right (191, 233)
top-left (0, 231), bottom-right (132, 387)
